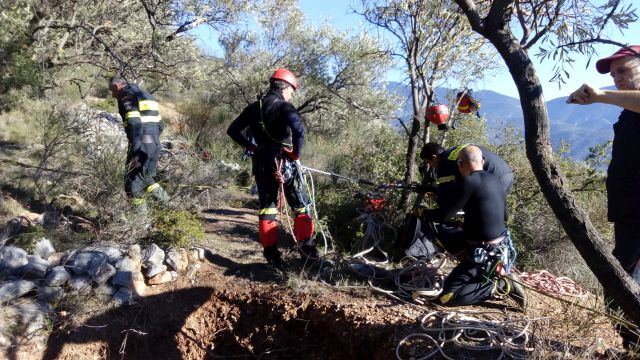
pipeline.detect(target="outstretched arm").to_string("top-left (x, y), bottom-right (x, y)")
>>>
top-left (567, 83), bottom-right (640, 113)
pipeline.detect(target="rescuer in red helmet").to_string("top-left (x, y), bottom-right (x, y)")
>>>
top-left (227, 68), bottom-right (316, 270)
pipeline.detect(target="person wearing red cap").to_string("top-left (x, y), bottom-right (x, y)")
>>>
top-left (227, 68), bottom-right (317, 270)
top-left (568, 45), bottom-right (640, 350)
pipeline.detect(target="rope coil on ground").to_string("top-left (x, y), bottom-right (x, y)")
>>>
top-left (517, 269), bottom-right (588, 298)
top-left (396, 310), bottom-right (537, 360)
top-left (350, 209), bottom-right (395, 265)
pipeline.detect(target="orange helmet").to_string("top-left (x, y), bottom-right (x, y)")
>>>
top-left (270, 68), bottom-right (298, 90)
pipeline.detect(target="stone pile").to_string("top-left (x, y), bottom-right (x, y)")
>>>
top-left (0, 239), bottom-right (207, 345)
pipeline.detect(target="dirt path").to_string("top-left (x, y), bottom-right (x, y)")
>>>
top-left (14, 203), bottom-right (625, 359)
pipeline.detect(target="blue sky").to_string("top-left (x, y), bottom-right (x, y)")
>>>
top-left (195, 0), bottom-right (640, 100)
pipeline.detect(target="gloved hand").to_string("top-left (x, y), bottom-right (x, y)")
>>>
top-left (282, 147), bottom-right (300, 161)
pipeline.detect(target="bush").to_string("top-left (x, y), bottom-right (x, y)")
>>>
top-left (150, 208), bottom-right (205, 248)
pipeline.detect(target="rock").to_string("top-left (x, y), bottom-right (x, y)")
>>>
top-left (68, 276), bottom-right (92, 295)
top-left (19, 211), bottom-right (43, 224)
top-left (178, 249), bottom-right (190, 272)
top-left (186, 263), bottom-right (201, 279)
top-left (93, 263), bottom-right (116, 285)
top-left (66, 251), bottom-right (107, 277)
top-left (147, 271), bottom-right (174, 285)
top-left (141, 244), bottom-right (164, 269)
top-left (145, 264), bottom-right (166, 279)
top-left (47, 252), bottom-right (66, 267)
top-left (115, 256), bottom-right (135, 271)
top-left (113, 287), bottom-right (132, 306)
top-left (170, 271), bottom-right (179, 280)
top-left (45, 266), bottom-right (71, 287)
top-left (0, 280), bottom-right (36, 302)
top-left (34, 238), bottom-right (55, 259)
top-left (191, 247), bottom-right (206, 261)
top-left (165, 248), bottom-right (186, 272)
top-left (37, 286), bottom-right (65, 303)
top-left (128, 244), bottom-right (142, 263)
top-left (14, 299), bottom-right (51, 337)
top-left (15, 255), bottom-right (49, 279)
top-left (111, 271), bottom-right (133, 287)
top-left (94, 283), bottom-right (116, 302)
top-left (93, 246), bottom-right (123, 265)
top-left (0, 246), bottom-right (28, 271)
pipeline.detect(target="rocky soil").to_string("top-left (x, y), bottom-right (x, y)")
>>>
top-left (0, 203), bottom-right (630, 359)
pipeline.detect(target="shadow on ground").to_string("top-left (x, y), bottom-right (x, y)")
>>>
top-left (42, 286), bottom-right (215, 360)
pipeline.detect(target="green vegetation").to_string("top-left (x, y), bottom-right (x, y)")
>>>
top-left (150, 208), bottom-right (205, 248)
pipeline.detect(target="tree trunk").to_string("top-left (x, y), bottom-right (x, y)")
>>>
top-left (482, 23), bottom-right (640, 324)
top-left (399, 66), bottom-right (423, 210)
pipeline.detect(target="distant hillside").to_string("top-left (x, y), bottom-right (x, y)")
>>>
top-left (389, 82), bottom-right (620, 161)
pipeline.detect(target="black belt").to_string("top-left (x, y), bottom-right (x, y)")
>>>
top-left (468, 235), bottom-right (505, 247)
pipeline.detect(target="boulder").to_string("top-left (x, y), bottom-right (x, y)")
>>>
top-left (112, 287), bottom-right (132, 306)
top-left (45, 266), bottom-right (71, 287)
top-left (165, 248), bottom-right (186, 272)
top-left (141, 244), bottom-right (164, 269)
top-left (147, 271), bottom-right (174, 285)
top-left (15, 255), bottom-right (49, 279)
top-left (66, 251), bottom-right (107, 277)
top-left (37, 286), bottom-right (65, 303)
top-left (0, 246), bottom-right (28, 271)
top-left (145, 264), bottom-right (166, 279)
top-left (34, 238), bottom-right (55, 259)
top-left (47, 252), bottom-right (66, 267)
top-left (0, 280), bottom-right (36, 302)
top-left (111, 271), bottom-right (133, 287)
top-left (115, 256), bottom-right (135, 272)
top-left (92, 246), bottom-right (123, 265)
top-left (94, 283), bottom-right (116, 302)
top-left (68, 276), bottom-right (92, 295)
top-left (128, 244), bottom-right (142, 263)
top-left (186, 262), bottom-right (201, 279)
top-left (93, 263), bottom-right (116, 285)
top-left (14, 299), bottom-right (52, 336)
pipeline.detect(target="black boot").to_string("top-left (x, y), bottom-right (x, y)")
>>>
top-left (298, 240), bottom-right (319, 261)
top-left (503, 272), bottom-right (528, 311)
top-left (263, 245), bottom-right (287, 270)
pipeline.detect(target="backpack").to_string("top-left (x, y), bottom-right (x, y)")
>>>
top-left (404, 213), bottom-right (439, 260)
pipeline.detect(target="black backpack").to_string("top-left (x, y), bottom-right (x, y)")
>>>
top-left (404, 213), bottom-right (439, 260)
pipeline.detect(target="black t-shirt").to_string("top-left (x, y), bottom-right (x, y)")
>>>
top-left (439, 170), bottom-right (506, 241)
top-left (607, 109), bottom-right (640, 221)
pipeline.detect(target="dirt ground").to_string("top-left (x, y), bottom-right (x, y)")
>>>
top-left (4, 202), bottom-right (630, 360)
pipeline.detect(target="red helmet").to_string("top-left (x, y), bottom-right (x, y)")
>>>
top-left (270, 68), bottom-right (298, 90)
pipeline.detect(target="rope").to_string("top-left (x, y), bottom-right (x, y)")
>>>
top-left (350, 209), bottom-right (395, 265)
top-left (396, 310), bottom-right (538, 360)
top-left (517, 269), bottom-right (588, 298)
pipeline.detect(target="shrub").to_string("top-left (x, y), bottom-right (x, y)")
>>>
top-left (150, 208), bottom-right (205, 248)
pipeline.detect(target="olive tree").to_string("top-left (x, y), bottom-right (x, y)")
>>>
top-left (453, 0), bottom-right (640, 325)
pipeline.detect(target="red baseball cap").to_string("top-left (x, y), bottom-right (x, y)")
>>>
top-left (595, 45), bottom-right (640, 74)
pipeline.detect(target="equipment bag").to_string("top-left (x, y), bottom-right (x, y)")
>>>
top-left (404, 213), bottom-right (439, 260)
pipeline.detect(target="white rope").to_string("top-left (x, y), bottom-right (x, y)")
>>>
top-left (396, 310), bottom-right (539, 360)
top-left (350, 209), bottom-right (395, 266)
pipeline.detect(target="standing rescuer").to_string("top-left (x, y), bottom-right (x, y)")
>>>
top-left (567, 45), bottom-right (640, 350)
top-left (227, 68), bottom-right (316, 270)
top-left (110, 76), bottom-right (170, 211)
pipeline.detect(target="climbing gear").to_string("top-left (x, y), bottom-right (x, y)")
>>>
top-left (518, 269), bottom-right (588, 298)
top-left (395, 310), bottom-right (535, 359)
top-left (270, 68), bottom-right (298, 90)
top-left (505, 272), bottom-right (528, 310)
top-left (282, 147), bottom-right (299, 161)
top-left (257, 97), bottom-right (293, 148)
top-left (298, 166), bottom-right (376, 186)
top-left (456, 90), bottom-right (480, 114)
top-left (426, 104), bottom-right (450, 130)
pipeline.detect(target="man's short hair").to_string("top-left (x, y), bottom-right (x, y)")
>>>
top-left (420, 142), bottom-right (444, 159)
top-left (269, 79), bottom-right (291, 91)
top-left (109, 76), bottom-right (127, 88)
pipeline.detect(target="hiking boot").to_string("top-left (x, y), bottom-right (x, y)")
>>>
top-left (263, 245), bottom-right (287, 271)
top-left (298, 242), bottom-right (319, 261)
top-left (505, 272), bottom-right (528, 310)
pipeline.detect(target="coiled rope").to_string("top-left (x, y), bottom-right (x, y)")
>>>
top-left (517, 269), bottom-right (588, 298)
top-left (350, 209), bottom-right (396, 265)
top-left (396, 310), bottom-right (537, 360)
